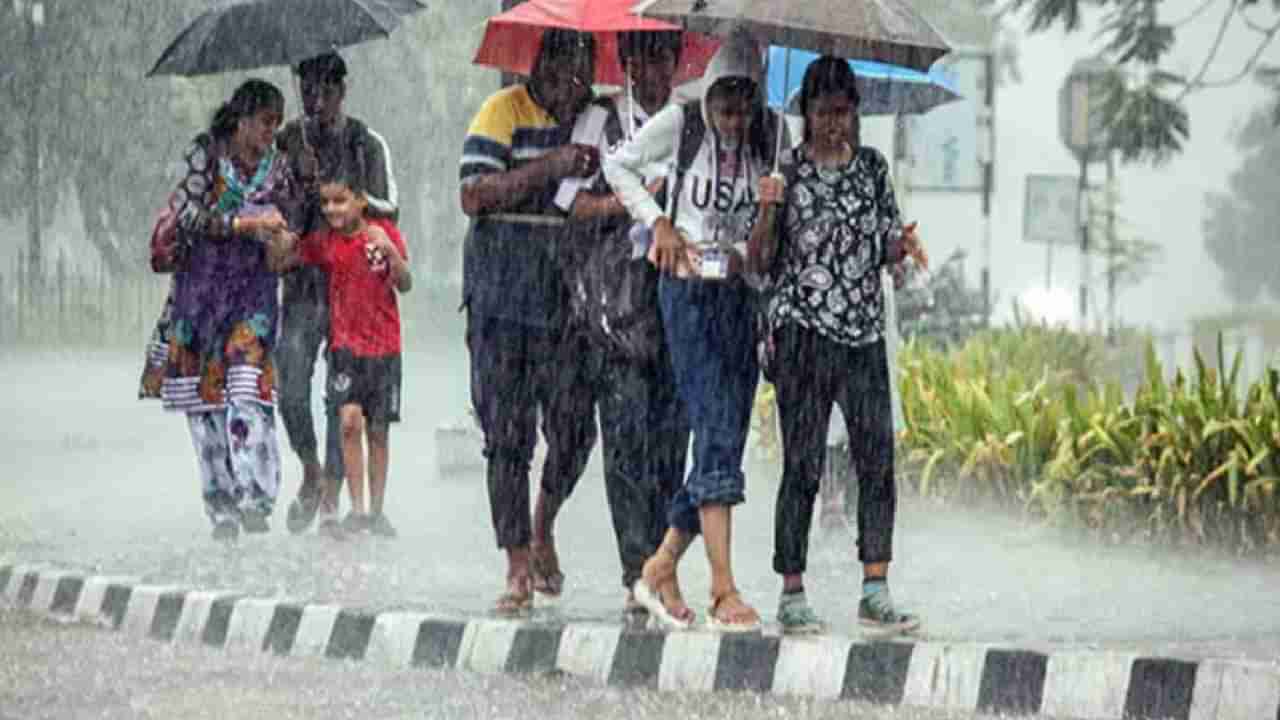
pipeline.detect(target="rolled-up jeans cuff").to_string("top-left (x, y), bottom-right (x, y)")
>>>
top-left (686, 470), bottom-right (745, 509)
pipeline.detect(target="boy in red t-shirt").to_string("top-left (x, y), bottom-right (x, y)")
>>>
top-left (270, 172), bottom-right (411, 538)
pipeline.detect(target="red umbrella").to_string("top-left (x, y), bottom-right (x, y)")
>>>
top-left (473, 0), bottom-right (720, 86)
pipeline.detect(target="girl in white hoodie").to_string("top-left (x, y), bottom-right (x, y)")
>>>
top-left (604, 27), bottom-right (783, 632)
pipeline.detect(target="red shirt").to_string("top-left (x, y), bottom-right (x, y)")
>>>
top-left (300, 218), bottom-right (407, 357)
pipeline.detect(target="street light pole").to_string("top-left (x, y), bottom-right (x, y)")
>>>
top-left (17, 0), bottom-right (45, 314)
top-left (1106, 151), bottom-right (1117, 342)
top-left (1078, 154), bottom-right (1090, 333)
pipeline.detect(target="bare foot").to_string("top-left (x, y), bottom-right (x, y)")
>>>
top-left (530, 541), bottom-right (564, 597)
top-left (708, 590), bottom-right (760, 632)
top-left (495, 574), bottom-right (533, 616)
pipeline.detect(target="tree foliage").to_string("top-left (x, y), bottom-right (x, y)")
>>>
top-left (1004, 0), bottom-right (1280, 164)
top-left (1202, 105), bottom-right (1280, 303)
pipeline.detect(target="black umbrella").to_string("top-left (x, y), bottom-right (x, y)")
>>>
top-left (147, 0), bottom-right (428, 77)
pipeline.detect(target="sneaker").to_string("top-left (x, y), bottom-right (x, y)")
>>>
top-left (341, 511), bottom-right (370, 535)
top-left (368, 512), bottom-right (398, 538)
top-left (777, 594), bottom-right (825, 635)
top-left (317, 515), bottom-right (346, 541)
top-left (858, 590), bottom-right (920, 633)
top-left (286, 490), bottom-right (321, 534)
top-left (211, 520), bottom-right (239, 542)
top-left (240, 509), bottom-right (270, 534)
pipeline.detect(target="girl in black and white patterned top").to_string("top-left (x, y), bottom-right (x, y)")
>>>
top-left (748, 56), bottom-right (926, 635)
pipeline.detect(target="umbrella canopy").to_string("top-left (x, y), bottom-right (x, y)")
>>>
top-left (148, 0), bottom-right (428, 77)
top-left (472, 0), bottom-right (720, 86)
top-left (766, 47), bottom-right (961, 117)
top-left (631, 0), bottom-right (950, 73)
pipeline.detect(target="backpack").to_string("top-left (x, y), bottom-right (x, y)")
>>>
top-left (569, 98), bottom-right (665, 363)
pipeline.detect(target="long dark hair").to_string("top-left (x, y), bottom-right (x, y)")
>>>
top-left (797, 56), bottom-right (861, 143)
top-left (706, 77), bottom-right (774, 164)
top-left (209, 79), bottom-right (284, 140)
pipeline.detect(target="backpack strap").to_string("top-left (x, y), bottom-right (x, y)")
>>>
top-left (670, 102), bottom-right (707, 227)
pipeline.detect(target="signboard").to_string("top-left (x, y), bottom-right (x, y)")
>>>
top-left (906, 51), bottom-right (988, 193)
top-left (1023, 174), bottom-right (1079, 246)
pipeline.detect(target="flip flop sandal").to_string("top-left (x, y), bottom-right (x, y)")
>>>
top-left (632, 579), bottom-right (693, 631)
top-left (706, 592), bottom-right (761, 634)
top-left (493, 588), bottom-right (533, 617)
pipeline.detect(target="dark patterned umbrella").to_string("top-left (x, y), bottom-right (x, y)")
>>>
top-left (148, 0), bottom-right (428, 77)
top-left (631, 0), bottom-right (950, 73)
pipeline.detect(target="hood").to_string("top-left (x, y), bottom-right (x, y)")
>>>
top-left (699, 25), bottom-right (766, 129)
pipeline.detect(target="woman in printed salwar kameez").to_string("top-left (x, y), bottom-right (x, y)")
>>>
top-left (142, 79), bottom-right (301, 541)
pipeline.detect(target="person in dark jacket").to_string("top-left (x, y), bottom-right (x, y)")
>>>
top-left (275, 51), bottom-right (400, 537)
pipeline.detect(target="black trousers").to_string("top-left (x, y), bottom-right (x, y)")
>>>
top-left (466, 312), bottom-right (597, 549)
top-left (276, 267), bottom-right (344, 485)
top-left (589, 335), bottom-right (690, 591)
top-left (772, 324), bottom-right (896, 573)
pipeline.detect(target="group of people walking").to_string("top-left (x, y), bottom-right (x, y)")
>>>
top-left (140, 52), bottom-right (408, 543)
top-left (142, 25), bottom-right (924, 635)
top-left (460, 26), bottom-right (923, 633)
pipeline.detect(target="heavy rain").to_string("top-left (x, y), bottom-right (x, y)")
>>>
top-left (2, 1), bottom-right (1279, 718)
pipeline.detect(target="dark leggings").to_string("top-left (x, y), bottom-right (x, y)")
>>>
top-left (771, 324), bottom-right (896, 574)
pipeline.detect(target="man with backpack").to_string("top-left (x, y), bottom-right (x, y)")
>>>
top-left (275, 51), bottom-right (400, 537)
top-left (553, 30), bottom-right (692, 618)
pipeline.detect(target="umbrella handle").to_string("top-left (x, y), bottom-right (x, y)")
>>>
top-left (772, 47), bottom-right (792, 174)
top-left (292, 72), bottom-right (313, 154)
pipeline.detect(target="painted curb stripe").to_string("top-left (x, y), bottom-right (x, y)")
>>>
top-left (556, 624), bottom-right (622, 684)
top-left (458, 620), bottom-right (521, 674)
top-left (902, 642), bottom-right (989, 710)
top-left (772, 636), bottom-right (855, 700)
top-left (1041, 651), bottom-right (1136, 720)
top-left (1189, 659), bottom-right (1280, 720)
top-left (294, 605), bottom-right (343, 658)
top-left (411, 618), bottom-right (468, 669)
top-left (1125, 658), bottom-right (1198, 720)
top-left (977, 649), bottom-right (1048, 716)
top-left (201, 596), bottom-right (240, 647)
top-left (224, 598), bottom-right (281, 653)
top-left (714, 634), bottom-right (781, 692)
top-left (17, 571), bottom-right (39, 607)
top-left (608, 630), bottom-right (666, 688)
top-left (27, 571), bottom-right (69, 613)
top-left (172, 591), bottom-right (240, 646)
top-left (119, 586), bottom-right (184, 639)
top-left (505, 625), bottom-right (564, 673)
top-left (367, 612), bottom-right (438, 668)
top-left (842, 642), bottom-right (914, 704)
top-left (325, 609), bottom-right (377, 660)
top-left (50, 575), bottom-right (85, 615)
top-left (72, 576), bottom-right (137, 624)
top-left (658, 632), bottom-right (722, 693)
top-left (150, 591), bottom-right (187, 641)
top-left (102, 583), bottom-right (133, 630)
top-left (263, 603), bottom-right (305, 655)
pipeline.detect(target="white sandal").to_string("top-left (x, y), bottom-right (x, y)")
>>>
top-left (632, 579), bottom-right (693, 631)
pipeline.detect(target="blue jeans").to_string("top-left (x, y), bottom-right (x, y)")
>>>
top-left (658, 277), bottom-right (759, 535)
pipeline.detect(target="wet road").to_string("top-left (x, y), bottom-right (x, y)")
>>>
top-left (0, 606), bottom-right (1035, 720)
top-left (1, 345), bottom-right (1279, 662)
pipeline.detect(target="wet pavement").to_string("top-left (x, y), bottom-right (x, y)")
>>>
top-left (1, 346), bottom-right (1279, 662)
top-left (0, 606), bottom-right (1032, 720)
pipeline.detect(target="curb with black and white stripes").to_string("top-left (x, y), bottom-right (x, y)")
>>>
top-left (3, 563), bottom-right (1277, 719)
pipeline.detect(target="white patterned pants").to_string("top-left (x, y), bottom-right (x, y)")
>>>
top-left (186, 398), bottom-right (281, 526)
